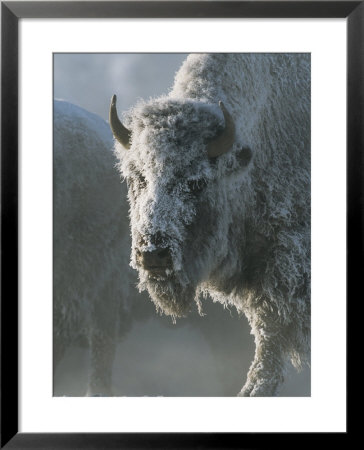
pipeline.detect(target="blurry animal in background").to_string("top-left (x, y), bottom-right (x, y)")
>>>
top-left (111, 53), bottom-right (311, 396)
top-left (54, 100), bottom-right (132, 396)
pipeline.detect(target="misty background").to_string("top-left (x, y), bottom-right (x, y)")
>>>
top-left (53, 53), bottom-right (310, 396)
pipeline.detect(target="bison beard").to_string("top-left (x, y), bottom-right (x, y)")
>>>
top-left (138, 209), bottom-right (218, 318)
top-left (143, 276), bottom-right (197, 318)
top-left (111, 53), bottom-right (311, 397)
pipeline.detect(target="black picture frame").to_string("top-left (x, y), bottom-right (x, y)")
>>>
top-left (1, 1), bottom-right (360, 448)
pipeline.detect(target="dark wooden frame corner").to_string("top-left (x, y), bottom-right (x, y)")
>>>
top-left (2, 1), bottom-right (361, 448)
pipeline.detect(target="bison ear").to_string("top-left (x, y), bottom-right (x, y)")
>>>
top-left (236, 146), bottom-right (253, 168)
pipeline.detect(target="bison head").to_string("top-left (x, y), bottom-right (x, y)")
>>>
top-left (111, 95), bottom-right (252, 318)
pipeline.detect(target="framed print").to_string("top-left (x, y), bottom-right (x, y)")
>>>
top-left (2, 1), bottom-right (360, 447)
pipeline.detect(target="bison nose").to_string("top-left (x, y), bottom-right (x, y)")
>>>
top-left (139, 248), bottom-right (172, 273)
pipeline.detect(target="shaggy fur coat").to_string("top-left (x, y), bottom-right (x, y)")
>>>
top-left (114, 54), bottom-right (310, 396)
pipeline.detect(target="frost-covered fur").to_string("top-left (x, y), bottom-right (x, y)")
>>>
top-left (54, 100), bottom-right (131, 396)
top-left (114, 54), bottom-right (310, 396)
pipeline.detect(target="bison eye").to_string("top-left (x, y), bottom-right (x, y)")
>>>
top-left (187, 179), bottom-right (207, 193)
top-left (127, 171), bottom-right (147, 190)
top-left (131, 171), bottom-right (146, 189)
top-left (137, 172), bottom-right (147, 189)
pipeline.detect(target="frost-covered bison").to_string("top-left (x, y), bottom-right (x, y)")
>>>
top-left (111, 54), bottom-right (310, 396)
top-left (54, 100), bottom-right (132, 396)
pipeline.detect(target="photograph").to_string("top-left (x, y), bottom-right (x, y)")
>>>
top-left (2, 0), bottom-right (358, 445)
top-left (53, 53), bottom-right (311, 398)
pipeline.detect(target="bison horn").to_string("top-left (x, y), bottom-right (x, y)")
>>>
top-left (206, 101), bottom-right (235, 158)
top-left (109, 94), bottom-right (131, 149)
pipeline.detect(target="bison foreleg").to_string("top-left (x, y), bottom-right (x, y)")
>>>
top-left (239, 333), bottom-right (287, 397)
top-left (86, 327), bottom-right (117, 397)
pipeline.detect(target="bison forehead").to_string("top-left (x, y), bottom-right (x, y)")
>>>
top-left (129, 98), bottom-right (222, 147)
top-left (130, 98), bottom-right (221, 128)
top-left (118, 98), bottom-right (224, 180)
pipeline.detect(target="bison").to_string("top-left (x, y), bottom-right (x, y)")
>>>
top-left (54, 100), bottom-right (132, 396)
top-left (110, 53), bottom-right (310, 396)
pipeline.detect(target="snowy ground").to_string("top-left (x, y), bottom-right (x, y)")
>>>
top-left (54, 301), bottom-right (310, 397)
